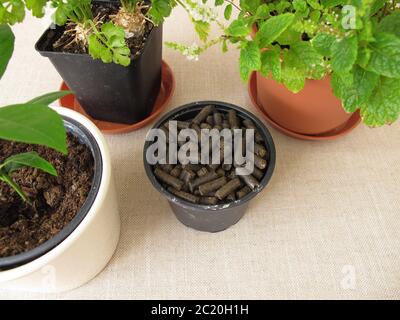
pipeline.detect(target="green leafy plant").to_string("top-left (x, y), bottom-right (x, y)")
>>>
top-left (0, 92), bottom-right (71, 203)
top-left (168, 0), bottom-right (400, 127)
top-left (0, 22), bottom-right (70, 203)
top-left (49, 0), bottom-right (131, 66)
top-left (0, 1), bottom-right (178, 66)
top-left (0, 0), bottom-right (48, 25)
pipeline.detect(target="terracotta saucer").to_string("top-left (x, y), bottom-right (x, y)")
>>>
top-left (59, 60), bottom-right (175, 135)
top-left (248, 72), bottom-right (362, 141)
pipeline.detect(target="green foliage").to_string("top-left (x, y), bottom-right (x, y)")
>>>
top-left (260, 47), bottom-right (281, 81)
top-left (0, 0), bottom-right (177, 66)
top-left (0, 151), bottom-right (57, 202)
top-left (255, 13), bottom-right (295, 48)
top-left (1, 152), bottom-right (56, 176)
top-left (51, 0), bottom-right (92, 25)
top-left (360, 76), bottom-right (400, 126)
top-left (377, 11), bottom-right (400, 36)
top-left (0, 2), bottom-right (71, 203)
top-left (88, 22), bottom-right (130, 66)
top-left (48, 0), bottom-right (132, 66)
top-left (149, 0), bottom-right (176, 25)
top-left (0, 94), bottom-right (69, 155)
top-left (311, 32), bottom-right (336, 56)
top-left (331, 36), bottom-right (358, 73)
top-left (0, 0), bottom-right (47, 25)
top-left (366, 32), bottom-right (400, 78)
top-left (226, 19), bottom-right (250, 37)
top-left (25, 0), bottom-right (47, 17)
top-left (0, 91), bottom-right (70, 202)
top-left (120, 0), bottom-right (141, 12)
top-left (239, 40), bottom-right (261, 80)
top-left (174, 0), bottom-right (400, 127)
top-left (0, 24), bottom-right (14, 79)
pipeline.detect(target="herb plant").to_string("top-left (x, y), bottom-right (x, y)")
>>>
top-left (169, 0), bottom-right (400, 127)
top-left (0, 23), bottom-right (69, 203)
top-left (0, 1), bottom-right (178, 66)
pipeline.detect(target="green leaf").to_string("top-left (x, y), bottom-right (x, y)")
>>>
top-left (331, 35), bottom-right (358, 73)
top-left (293, 0), bottom-right (307, 12)
top-left (240, 0), bottom-right (261, 15)
top-left (276, 27), bottom-right (302, 45)
top-left (88, 22), bottom-right (131, 67)
top-left (377, 11), bottom-right (400, 37)
top-left (281, 65), bottom-right (305, 93)
top-left (226, 19), bottom-right (250, 37)
top-left (361, 76), bottom-right (400, 126)
top-left (0, 104), bottom-right (67, 154)
top-left (28, 91), bottom-right (73, 105)
top-left (54, 4), bottom-right (68, 26)
top-left (358, 19), bottom-right (374, 43)
top-left (281, 49), bottom-right (306, 93)
top-left (193, 20), bottom-right (210, 42)
top-left (0, 172), bottom-right (28, 202)
top-left (25, 0), bottom-right (47, 18)
top-left (370, 0), bottom-right (387, 16)
top-left (255, 4), bottom-right (270, 19)
top-left (88, 34), bottom-right (112, 63)
top-left (275, 0), bottom-right (291, 14)
top-left (290, 41), bottom-right (324, 68)
top-left (224, 4), bottom-right (233, 20)
top-left (1, 151), bottom-right (57, 176)
top-left (281, 41), bottom-right (325, 80)
top-left (331, 71), bottom-right (353, 100)
top-left (334, 66), bottom-right (380, 113)
top-left (321, 0), bottom-right (345, 8)
top-left (148, 0), bottom-right (173, 25)
top-left (0, 24), bottom-right (14, 79)
top-left (310, 10), bottom-right (321, 23)
top-left (260, 48), bottom-right (281, 81)
top-left (239, 41), bottom-right (261, 81)
top-left (0, 0), bottom-right (25, 25)
top-left (312, 32), bottom-right (335, 56)
top-left (367, 32), bottom-right (400, 78)
top-left (102, 21), bottom-right (125, 40)
top-left (256, 13), bottom-right (295, 48)
top-left (306, 0), bottom-right (323, 10)
top-left (357, 46), bottom-right (371, 68)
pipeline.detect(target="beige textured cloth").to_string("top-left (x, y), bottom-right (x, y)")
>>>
top-left (0, 8), bottom-right (399, 300)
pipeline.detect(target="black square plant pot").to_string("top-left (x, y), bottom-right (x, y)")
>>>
top-left (35, 6), bottom-right (162, 125)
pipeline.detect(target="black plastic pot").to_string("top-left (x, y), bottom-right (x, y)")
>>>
top-left (143, 101), bottom-right (276, 233)
top-left (0, 116), bottom-right (103, 270)
top-left (35, 1), bottom-right (163, 125)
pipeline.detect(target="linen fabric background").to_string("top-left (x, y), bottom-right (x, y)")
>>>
top-left (0, 7), bottom-right (399, 300)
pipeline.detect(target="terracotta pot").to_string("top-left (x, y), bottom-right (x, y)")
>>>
top-left (251, 23), bottom-right (353, 135)
top-left (256, 73), bottom-right (353, 135)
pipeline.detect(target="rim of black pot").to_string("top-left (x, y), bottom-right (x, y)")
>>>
top-left (0, 116), bottom-right (103, 271)
top-left (143, 101), bottom-right (276, 211)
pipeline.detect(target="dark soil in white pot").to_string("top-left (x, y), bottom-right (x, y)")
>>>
top-left (0, 134), bottom-right (94, 257)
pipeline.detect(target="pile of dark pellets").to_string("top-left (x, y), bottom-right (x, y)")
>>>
top-left (152, 105), bottom-right (268, 206)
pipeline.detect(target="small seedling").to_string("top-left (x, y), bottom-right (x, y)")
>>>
top-left (0, 92), bottom-right (71, 203)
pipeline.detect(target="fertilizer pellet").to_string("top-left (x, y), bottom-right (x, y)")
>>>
top-left (151, 105), bottom-right (269, 205)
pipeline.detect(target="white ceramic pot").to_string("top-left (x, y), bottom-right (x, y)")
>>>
top-left (0, 107), bottom-right (120, 293)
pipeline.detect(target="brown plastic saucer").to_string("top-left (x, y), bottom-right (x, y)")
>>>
top-left (59, 60), bottom-right (175, 134)
top-left (248, 72), bottom-right (362, 141)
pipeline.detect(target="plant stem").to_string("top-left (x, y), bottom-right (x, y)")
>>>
top-left (223, 0), bottom-right (241, 12)
top-left (0, 172), bottom-right (30, 204)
